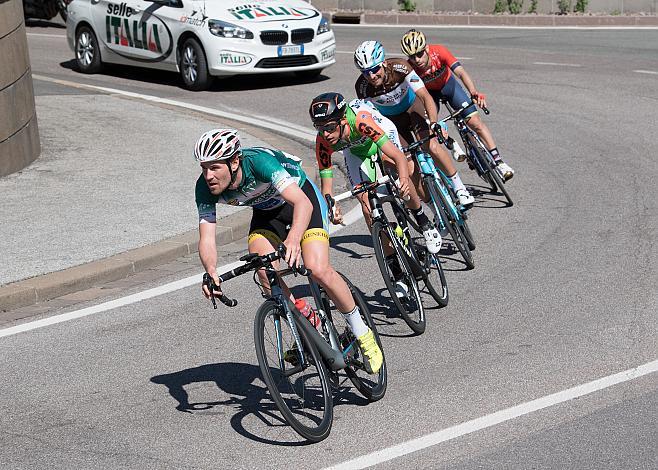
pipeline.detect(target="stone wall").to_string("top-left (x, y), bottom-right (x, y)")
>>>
top-left (0, 0), bottom-right (40, 177)
top-left (310, 0), bottom-right (657, 14)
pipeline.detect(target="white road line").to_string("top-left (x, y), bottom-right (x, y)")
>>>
top-left (31, 75), bottom-right (316, 143)
top-left (335, 50), bottom-right (472, 60)
top-left (634, 69), bottom-right (658, 75)
top-left (326, 358), bottom-right (658, 470)
top-left (331, 24), bottom-right (658, 30)
top-left (534, 61), bottom-right (582, 67)
top-left (27, 32), bottom-right (66, 38)
top-left (0, 206), bottom-right (363, 339)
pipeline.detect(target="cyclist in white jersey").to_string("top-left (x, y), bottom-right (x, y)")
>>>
top-left (354, 40), bottom-right (475, 208)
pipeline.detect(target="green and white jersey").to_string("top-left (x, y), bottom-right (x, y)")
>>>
top-left (196, 147), bottom-right (307, 223)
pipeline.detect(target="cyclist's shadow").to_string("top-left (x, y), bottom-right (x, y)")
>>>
top-left (150, 362), bottom-right (366, 445)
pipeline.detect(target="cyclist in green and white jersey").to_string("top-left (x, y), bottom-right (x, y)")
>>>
top-left (311, 92), bottom-right (441, 255)
top-left (195, 128), bottom-right (382, 374)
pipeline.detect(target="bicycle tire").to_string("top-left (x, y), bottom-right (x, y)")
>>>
top-left (461, 213), bottom-right (477, 251)
top-left (469, 135), bottom-right (513, 206)
top-left (320, 274), bottom-right (387, 401)
top-left (371, 220), bottom-right (426, 334)
top-left (254, 300), bottom-right (333, 442)
top-left (422, 251), bottom-right (449, 307)
top-left (426, 178), bottom-right (475, 270)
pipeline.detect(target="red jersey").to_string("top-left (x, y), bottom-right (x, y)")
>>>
top-left (412, 44), bottom-right (460, 91)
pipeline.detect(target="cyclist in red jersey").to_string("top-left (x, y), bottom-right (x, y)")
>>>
top-left (401, 29), bottom-right (515, 182)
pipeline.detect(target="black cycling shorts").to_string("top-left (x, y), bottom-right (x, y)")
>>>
top-left (248, 179), bottom-right (329, 247)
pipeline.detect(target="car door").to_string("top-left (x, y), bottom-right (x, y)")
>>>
top-left (91, 0), bottom-right (177, 68)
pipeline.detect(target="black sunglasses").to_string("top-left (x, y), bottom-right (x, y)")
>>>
top-left (408, 50), bottom-right (425, 60)
top-left (361, 64), bottom-right (382, 76)
top-left (314, 121), bottom-right (340, 133)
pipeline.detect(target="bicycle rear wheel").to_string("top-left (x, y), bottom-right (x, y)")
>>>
top-left (426, 179), bottom-right (475, 270)
top-left (371, 220), bottom-right (426, 334)
top-left (320, 274), bottom-right (387, 401)
top-left (254, 300), bottom-right (333, 442)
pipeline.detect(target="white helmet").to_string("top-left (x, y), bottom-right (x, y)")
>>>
top-left (354, 40), bottom-right (385, 71)
top-left (194, 128), bottom-right (241, 163)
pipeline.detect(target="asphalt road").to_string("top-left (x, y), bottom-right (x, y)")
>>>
top-left (2, 20), bottom-right (657, 469)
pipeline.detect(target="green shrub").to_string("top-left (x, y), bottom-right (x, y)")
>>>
top-left (494, 0), bottom-right (507, 13)
top-left (398, 0), bottom-right (416, 12)
top-left (574, 0), bottom-right (588, 12)
top-left (508, 0), bottom-right (523, 14)
top-left (528, 0), bottom-right (538, 13)
top-left (558, 0), bottom-right (571, 14)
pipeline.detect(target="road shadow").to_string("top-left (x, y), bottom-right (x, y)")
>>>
top-left (59, 59), bottom-right (330, 92)
top-left (467, 183), bottom-right (512, 209)
top-left (26, 19), bottom-right (66, 29)
top-left (150, 361), bottom-right (368, 445)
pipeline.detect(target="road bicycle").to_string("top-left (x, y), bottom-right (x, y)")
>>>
top-left (204, 245), bottom-right (386, 442)
top-left (404, 127), bottom-right (476, 270)
top-left (442, 99), bottom-right (513, 206)
top-left (329, 174), bottom-right (449, 336)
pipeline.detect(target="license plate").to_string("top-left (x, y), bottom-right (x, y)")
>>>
top-left (278, 44), bottom-right (303, 56)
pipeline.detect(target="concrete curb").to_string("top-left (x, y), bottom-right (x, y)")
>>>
top-left (330, 12), bottom-right (658, 26)
top-left (0, 210), bottom-right (252, 313)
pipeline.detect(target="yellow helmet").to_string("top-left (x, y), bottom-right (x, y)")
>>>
top-left (400, 29), bottom-right (426, 56)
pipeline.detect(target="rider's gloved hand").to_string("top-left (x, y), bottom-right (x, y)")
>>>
top-left (397, 176), bottom-right (411, 200)
top-left (330, 202), bottom-right (344, 225)
top-left (429, 121), bottom-right (443, 137)
top-left (471, 92), bottom-right (487, 108)
top-left (202, 272), bottom-right (221, 299)
top-left (283, 236), bottom-right (302, 269)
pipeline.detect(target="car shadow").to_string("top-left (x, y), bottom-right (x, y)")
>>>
top-left (59, 60), bottom-right (330, 91)
top-left (26, 19), bottom-right (66, 29)
top-left (150, 361), bottom-right (368, 445)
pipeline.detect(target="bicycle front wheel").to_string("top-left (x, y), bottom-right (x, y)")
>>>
top-left (371, 220), bottom-right (426, 334)
top-left (427, 179), bottom-right (475, 270)
top-left (254, 300), bottom-right (333, 442)
top-left (423, 251), bottom-right (449, 307)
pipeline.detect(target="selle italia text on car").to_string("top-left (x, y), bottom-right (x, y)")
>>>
top-left (67, 0), bottom-right (336, 90)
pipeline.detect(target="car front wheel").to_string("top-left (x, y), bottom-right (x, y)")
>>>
top-left (179, 38), bottom-right (212, 91)
top-left (75, 25), bottom-right (102, 74)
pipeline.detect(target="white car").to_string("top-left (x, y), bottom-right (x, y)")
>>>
top-left (66, 0), bottom-right (336, 90)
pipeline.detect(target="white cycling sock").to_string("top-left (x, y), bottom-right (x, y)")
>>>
top-left (449, 172), bottom-right (467, 192)
top-left (342, 306), bottom-right (368, 337)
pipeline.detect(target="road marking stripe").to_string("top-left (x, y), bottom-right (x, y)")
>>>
top-left (634, 69), bottom-right (658, 75)
top-left (27, 32), bottom-right (66, 38)
top-left (331, 24), bottom-right (658, 30)
top-left (534, 61), bottom-right (582, 67)
top-left (336, 50), bottom-right (472, 61)
top-left (0, 206), bottom-right (362, 339)
top-left (325, 358), bottom-right (658, 470)
top-left (31, 75), bottom-right (317, 143)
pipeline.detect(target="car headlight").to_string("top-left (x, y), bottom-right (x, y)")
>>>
top-left (208, 19), bottom-right (254, 39)
top-left (317, 17), bottom-right (330, 35)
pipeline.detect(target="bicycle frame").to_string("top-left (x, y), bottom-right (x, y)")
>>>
top-left (209, 251), bottom-right (347, 372)
top-left (413, 148), bottom-right (465, 229)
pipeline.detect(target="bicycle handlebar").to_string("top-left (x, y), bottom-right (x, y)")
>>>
top-left (204, 244), bottom-right (311, 309)
top-left (329, 175), bottom-right (391, 204)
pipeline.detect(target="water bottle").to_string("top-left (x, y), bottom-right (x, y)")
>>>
top-left (393, 223), bottom-right (409, 246)
top-left (295, 298), bottom-right (321, 331)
